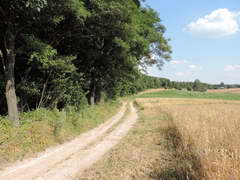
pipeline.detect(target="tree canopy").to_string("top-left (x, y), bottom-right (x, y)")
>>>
top-left (0, 0), bottom-right (171, 126)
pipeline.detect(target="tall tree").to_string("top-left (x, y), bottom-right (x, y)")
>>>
top-left (58, 0), bottom-right (171, 105)
top-left (0, 0), bottom-right (49, 126)
top-left (0, 0), bottom-right (88, 125)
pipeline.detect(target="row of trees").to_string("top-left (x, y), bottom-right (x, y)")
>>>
top-left (170, 79), bottom-right (208, 92)
top-left (114, 74), bottom-right (171, 96)
top-left (208, 83), bottom-right (240, 89)
top-left (0, 0), bottom-right (172, 126)
top-left (167, 80), bottom-right (240, 92)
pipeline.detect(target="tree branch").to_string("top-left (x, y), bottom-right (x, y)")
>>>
top-left (0, 6), bottom-right (7, 21)
top-left (0, 50), bottom-right (6, 72)
top-left (0, 39), bottom-right (7, 72)
top-left (38, 70), bottom-right (52, 108)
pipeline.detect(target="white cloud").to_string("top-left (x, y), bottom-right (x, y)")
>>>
top-left (170, 60), bottom-right (188, 65)
top-left (186, 8), bottom-right (240, 37)
top-left (188, 65), bottom-right (198, 69)
top-left (175, 71), bottom-right (196, 77)
top-left (224, 65), bottom-right (240, 71)
top-left (188, 64), bottom-right (202, 70)
top-left (175, 72), bottom-right (184, 76)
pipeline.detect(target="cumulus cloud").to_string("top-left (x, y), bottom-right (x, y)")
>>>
top-left (175, 72), bottom-right (184, 76)
top-left (170, 60), bottom-right (188, 65)
top-left (188, 65), bottom-right (198, 69)
top-left (175, 71), bottom-right (196, 77)
top-left (224, 65), bottom-right (240, 71)
top-left (186, 8), bottom-right (240, 37)
top-left (188, 64), bottom-right (202, 70)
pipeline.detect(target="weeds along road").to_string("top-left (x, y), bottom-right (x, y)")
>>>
top-left (0, 102), bottom-right (138, 180)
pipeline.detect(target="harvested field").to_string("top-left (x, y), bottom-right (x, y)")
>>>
top-left (138, 88), bottom-right (165, 95)
top-left (208, 88), bottom-right (240, 94)
top-left (136, 98), bottom-right (240, 180)
top-left (136, 98), bottom-right (240, 106)
top-left (72, 97), bottom-right (240, 179)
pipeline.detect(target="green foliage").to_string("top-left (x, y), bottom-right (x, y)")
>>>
top-left (69, 0), bottom-right (90, 18)
top-left (106, 72), bottom-right (171, 99)
top-left (14, 35), bottom-right (88, 111)
top-left (0, 0), bottom-right (171, 119)
top-left (49, 109), bottom-right (66, 137)
top-left (167, 80), bottom-right (208, 92)
top-left (193, 79), bottom-right (207, 92)
top-left (57, 0), bottom-right (172, 104)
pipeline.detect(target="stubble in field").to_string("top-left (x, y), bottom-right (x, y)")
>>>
top-left (77, 98), bottom-right (240, 179)
top-left (137, 98), bottom-right (240, 180)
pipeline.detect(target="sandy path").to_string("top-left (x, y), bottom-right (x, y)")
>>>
top-left (0, 102), bottom-right (132, 180)
top-left (37, 102), bottom-right (138, 180)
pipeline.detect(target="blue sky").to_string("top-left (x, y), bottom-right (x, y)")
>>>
top-left (145, 0), bottom-right (240, 84)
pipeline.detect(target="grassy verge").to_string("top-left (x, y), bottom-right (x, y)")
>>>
top-left (77, 101), bottom-right (201, 180)
top-left (0, 100), bottom-right (120, 168)
top-left (138, 89), bottom-right (240, 101)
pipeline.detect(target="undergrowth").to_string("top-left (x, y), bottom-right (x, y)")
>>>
top-left (0, 100), bottom-right (120, 168)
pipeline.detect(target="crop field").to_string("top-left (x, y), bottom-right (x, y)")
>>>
top-left (137, 88), bottom-right (165, 95)
top-left (136, 97), bottom-right (240, 179)
top-left (208, 88), bottom-right (240, 94)
top-left (138, 89), bottom-right (240, 101)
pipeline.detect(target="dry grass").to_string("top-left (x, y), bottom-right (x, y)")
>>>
top-left (137, 98), bottom-right (240, 180)
top-left (138, 88), bottom-right (165, 95)
top-left (136, 98), bottom-right (240, 106)
top-left (76, 98), bottom-right (240, 179)
top-left (208, 88), bottom-right (240, 94)
top-left (77, 100), bottom-right (204, 180)
top-left (77, 105), bottom-right (170, 180)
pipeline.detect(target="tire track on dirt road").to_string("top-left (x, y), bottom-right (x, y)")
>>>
top-left (36, 102), bottom-right (138, 180)
top-left (0, 102), bottom-right (130, 180)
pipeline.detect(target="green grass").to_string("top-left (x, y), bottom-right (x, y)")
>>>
top-left (0, 100), bottom-right (120, 167)
top-left (138, 90), bottom-right (240, 101)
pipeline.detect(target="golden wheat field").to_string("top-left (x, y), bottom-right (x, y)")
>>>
top-left (136, 98), bottom-right (240, 180)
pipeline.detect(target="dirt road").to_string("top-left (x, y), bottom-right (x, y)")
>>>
top-left (0, 102), bottom-right (138, 180)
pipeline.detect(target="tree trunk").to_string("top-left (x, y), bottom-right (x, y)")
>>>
top-left (4, 29), bottom-right (19, 126)
top-left (95, 85), bottom-right (102, 104)
top-left (88, 80), bottom-right (96, 106)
